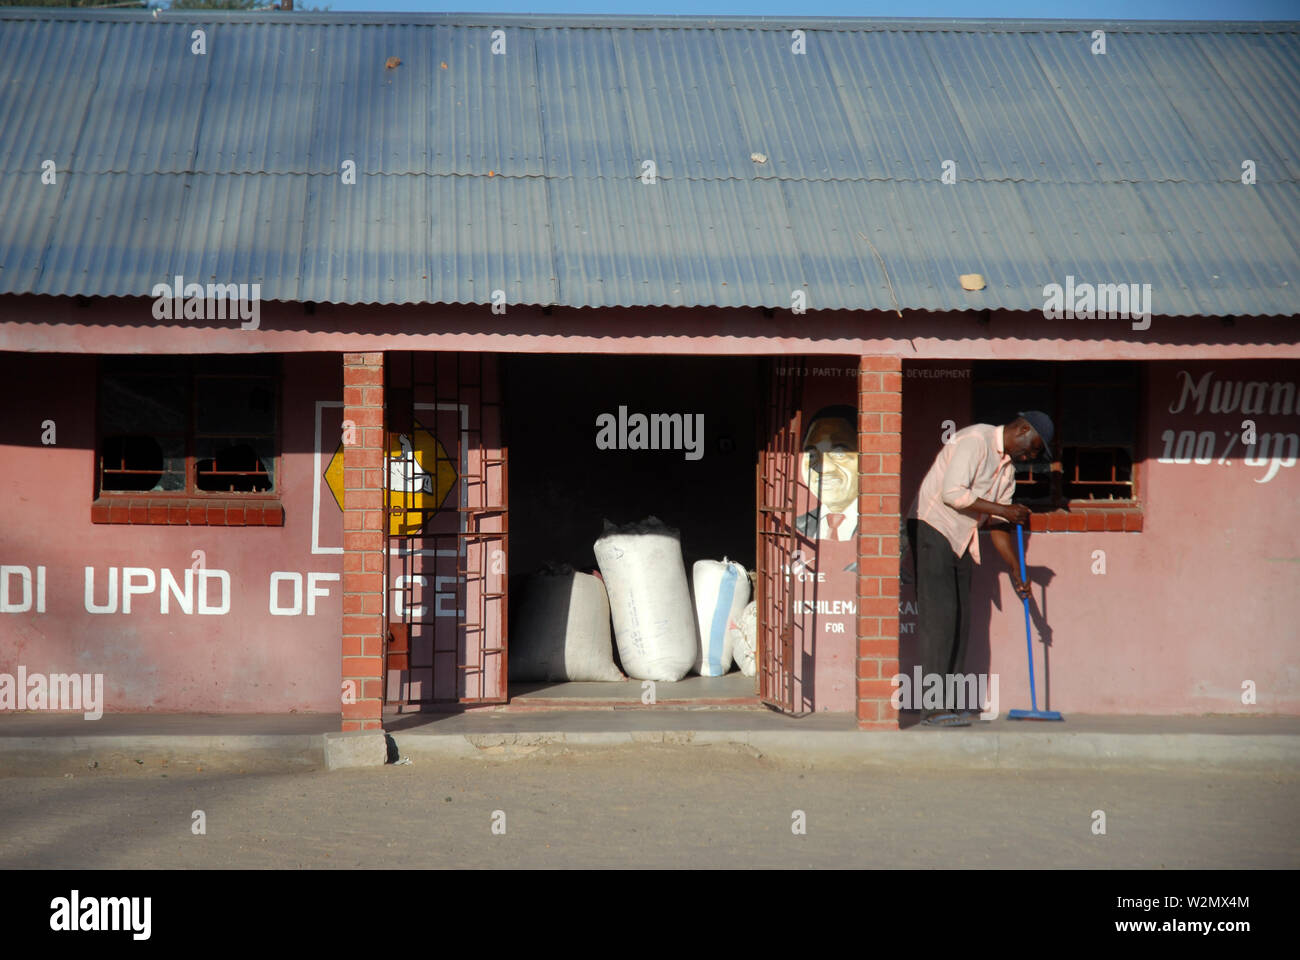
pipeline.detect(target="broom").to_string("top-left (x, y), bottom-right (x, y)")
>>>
top-left (1008, 524), bottom-right (1063, 721)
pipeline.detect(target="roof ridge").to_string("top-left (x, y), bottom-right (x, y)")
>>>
top-left (0, 10), bottom-right (1298, 33)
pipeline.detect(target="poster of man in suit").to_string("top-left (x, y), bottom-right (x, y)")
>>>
top-left (796, 404), bottom-right (860, 574)
top-left (781, 370), bottom-right (860, 713)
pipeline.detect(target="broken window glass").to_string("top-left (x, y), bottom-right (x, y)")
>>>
top-left (195, 437), bottom-right (275, 492)
top-left (97, 356), bottom-right (279, 497)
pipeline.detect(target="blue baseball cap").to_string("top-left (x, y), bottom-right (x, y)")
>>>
top-left (1017, 410), bottom-right (1054, 457)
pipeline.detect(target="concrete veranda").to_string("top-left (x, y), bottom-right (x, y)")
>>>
top-left (1, 710), bottom-right (1297, 776)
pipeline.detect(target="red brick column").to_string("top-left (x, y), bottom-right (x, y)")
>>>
top-left (341, 352), bottom-right (386, 732)
top-left (857, 356), bottom-right (902, 729)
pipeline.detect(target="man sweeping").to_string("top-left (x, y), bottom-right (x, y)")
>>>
top-left (903, 412), bottom-right (1053, 727)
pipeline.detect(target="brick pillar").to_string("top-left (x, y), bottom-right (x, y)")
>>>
top-left (341, 352), bottom-right (386, 732)
top-left (857, 356), bottom-right (902, 729)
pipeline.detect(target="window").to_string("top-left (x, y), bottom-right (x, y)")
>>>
top-left (93, 356), bottom-right (282, 525)
top-left (972, 361), bottom-right (1140, 508)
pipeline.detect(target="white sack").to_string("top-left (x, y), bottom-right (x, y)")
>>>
top-left (730, 600), bottom-right (758, 678)
top-left (593, 518), bottom-right (698, 682)
top-left (692, 559), bottom-right (751, 676)
top-left (509, 567), bottom-right (623, 682)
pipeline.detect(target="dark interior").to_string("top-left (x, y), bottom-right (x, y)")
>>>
top-left (504, 354), bottom-right (759, 588)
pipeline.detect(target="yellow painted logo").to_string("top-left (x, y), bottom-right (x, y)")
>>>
top-left (324, 423), bottom-right (457, 536)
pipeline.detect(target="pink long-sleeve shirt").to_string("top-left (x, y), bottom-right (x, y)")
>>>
top-left (908, 423), bottom-right (1016, 563)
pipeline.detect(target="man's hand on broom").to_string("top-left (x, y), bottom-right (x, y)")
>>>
top-left (1004, 504), bottom-right (1033, 600)
top-left (999, 503), bottom-right (1031, 527)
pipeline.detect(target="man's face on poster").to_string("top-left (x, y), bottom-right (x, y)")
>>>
top-left (801, 416), bottom-right (858, 513)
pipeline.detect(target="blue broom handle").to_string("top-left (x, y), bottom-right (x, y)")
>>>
top-left (1017, 524), bottom-right (1038, 712)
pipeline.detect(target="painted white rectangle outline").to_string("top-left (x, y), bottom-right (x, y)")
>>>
top-left (312, 400), bottom-right (468, 557)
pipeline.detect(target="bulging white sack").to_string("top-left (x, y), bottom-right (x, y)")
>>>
top-left (693, 559), bottom-right (751, 676)
top-left (509, 567), bottom-right (624, 682)
top-left (730, 600), bottom-right (758, 678)
top-left (593, 518), bottom-right (698, 682)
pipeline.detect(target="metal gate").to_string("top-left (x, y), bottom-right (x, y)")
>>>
top-left (756, 357), bottom-right (805, 713)
top-left (384, 352), bottom-right (508, 707)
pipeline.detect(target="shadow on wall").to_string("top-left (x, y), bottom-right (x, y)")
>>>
top-left (896, 520), bottom-right (1060, 726)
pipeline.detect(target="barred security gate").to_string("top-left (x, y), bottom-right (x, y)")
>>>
top-left (383, 352), bottom-right (508, 706)
top-left (756, 358), bottom-right (804, 713)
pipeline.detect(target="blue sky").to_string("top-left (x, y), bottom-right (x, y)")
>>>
top-left (313, 1), bottom-right (1298, 19)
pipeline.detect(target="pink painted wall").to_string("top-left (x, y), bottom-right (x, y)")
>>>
top-left (1, 337), bottom-right (1295, 716)
top-left (0, 354), bottom-right (344, 713)
top-left (1, 296), bottom-right (1295, 361)
top-left (901, 359), bottom-right (1300, 715)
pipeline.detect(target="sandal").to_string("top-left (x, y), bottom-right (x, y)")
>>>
top-left (922, 712), bottom-right (971, 727)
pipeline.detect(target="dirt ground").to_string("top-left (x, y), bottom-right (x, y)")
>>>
top-left (1, 744), bottom-right (1296, 869)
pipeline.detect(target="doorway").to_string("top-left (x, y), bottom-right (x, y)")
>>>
top-left (503, 354), bottom-right (761, 705)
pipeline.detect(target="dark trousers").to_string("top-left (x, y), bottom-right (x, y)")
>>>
top-left (914, 520), bottom-right (973, 714)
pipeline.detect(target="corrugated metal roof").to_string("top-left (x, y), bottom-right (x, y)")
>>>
top-left (0, 10), bottom-right (1297, 316)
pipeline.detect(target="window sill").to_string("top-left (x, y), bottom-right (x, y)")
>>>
top-left (91, 498), bottom-right (284, 527)
top-left (1025, 504), bottom-right (1143, 533)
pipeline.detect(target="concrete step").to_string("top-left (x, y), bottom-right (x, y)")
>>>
top-left (2, 712), bottom-right (1297, 776)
